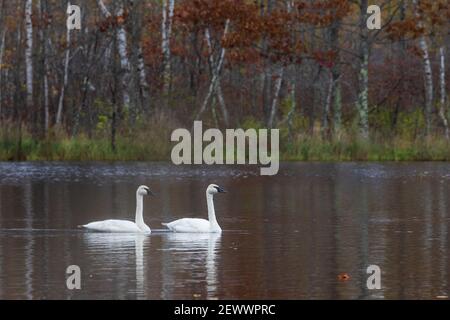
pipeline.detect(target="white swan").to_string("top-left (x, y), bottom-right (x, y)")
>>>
top-left (81, 185), bottom-right (153, 233)
top-left (162, 184), bottom-right (226, 233)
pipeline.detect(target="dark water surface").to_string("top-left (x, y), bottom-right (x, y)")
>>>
top-left (0, 162), bottom-right (449, 299)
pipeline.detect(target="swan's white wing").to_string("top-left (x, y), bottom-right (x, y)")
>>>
top-left (83, 219), bottom-right (145, 233)
top-left (163, 218), bottom-right (211, 233)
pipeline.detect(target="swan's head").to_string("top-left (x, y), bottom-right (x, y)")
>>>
top-left (207, 184), bottom-right (227, 195)
top-left (137, 185), bottom-right (153, 196)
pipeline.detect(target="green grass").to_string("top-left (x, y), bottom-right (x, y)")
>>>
top-left (1, 112), bottom-right (450, 162)
top-left (282, 135), bottom-right (450, 161)
top-left (0, 118), bottom-right (174, 161)
top-left (0, 136), bottom-right (171, 161)
top-left (2, 132), bottom-right (450, 162)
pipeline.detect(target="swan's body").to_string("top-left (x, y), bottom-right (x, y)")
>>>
top-left (163, 218), bottom-right (215, 233)
top-left (162, 184), bottom-right (226, 233)
top-left (82, 219), bottom-right (149, 233)
top-left (82, 185), bottom-right (153, 233)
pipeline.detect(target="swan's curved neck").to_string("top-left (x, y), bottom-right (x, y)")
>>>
top-left (135, 193), bottom-right (146, 230)
top-left (206, 192), bottom-right (219, 229)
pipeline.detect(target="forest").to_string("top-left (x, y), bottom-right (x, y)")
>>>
top-left (0, 0), bottom-right (449, 161)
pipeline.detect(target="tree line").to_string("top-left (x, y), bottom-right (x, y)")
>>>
top-left (0, 0), bottom-right (449, 148)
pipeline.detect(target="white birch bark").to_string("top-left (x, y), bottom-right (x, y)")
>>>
top-left (116, 5), bottom-right (131, 108)
top-left (357, 0), bottom-right (369, 139)
top-left (127, 0), bottom-right (149, 110)
top-left (267, 66), bottom-right (284, 128)
top-left (438, 46), bottom-right (448, 139)
top-left (196, 20), bottom-right (230, 121)
top-left (216, 83), bottom-right (229, 126)
top-left (97, 0), bottom-right (131, 108)
top-left (97, 0), bottom-right (110, 18)
top-left (413, 0), bottom-right (433, 136)
top-left (161, 0), bottom-right (174, 96)
top-left (25, 0), bottom-right (33, 110)
top-left (136, 46), bottom-right (149, 106)
top-left (266, 0), bottom-right (293, 128)
top-left (204, 24), bottom-right (229, 126)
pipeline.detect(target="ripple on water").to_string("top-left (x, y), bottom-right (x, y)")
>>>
top-left (0, 162), bottom-right (260, 185)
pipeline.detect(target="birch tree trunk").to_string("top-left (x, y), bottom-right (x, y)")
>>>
top-left (357, 0), bottom-right (370, 139)
top-left (116, 5), bottom-right (131, 109)
top-left (98, 0), bottom-right (131, 109)
top-left (161, 0), bottom-right (175, 97)
top-left (136, 46), bottom-right (149, 109)
top-left (56, 2), bottom-right (71, 126)
top-left (25, 0), bottom-right (33, 111)
top-left (216, 83), bottom-right (229, 126)
top-left (267, 66), bottom-right (284, 128)
top-left (196, 19), bottom-right (230, 121)
top-left (204, 24), bottom-right (230, 126)
top-left (413, 0), bottom-right (433, 136)
top-left (438, 46), bottom-right (448, 139)
top-left (129, 0), bottom-right (149, 111)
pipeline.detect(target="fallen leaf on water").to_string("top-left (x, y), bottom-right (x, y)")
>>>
top-left (337, 273), bottom-right (350, 281)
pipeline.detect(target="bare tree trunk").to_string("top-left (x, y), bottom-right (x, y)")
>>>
top-left (283, 0), bottom-right (295, 135)
top-left (438, 46), bottom-right (448, 139)
top-left (204, 24), bottom-right (230, 126)
top-left (128, 0), bottom-right (150, 112)
top-left (196, 19), bottom-right (230, 121)
top-left (25, 0), bottom-right (33, 111)
top-left (323, 70), bottom-right (334, 136)
top-left (333, 76), bottom-right (342, 135)
top-left (116, 5), bottom-right (131, 109)
top-left (139, 48), bottom-right (149, 106)
top-left (267, 66), bottom-right (284, 128)
top-left (329, 18), bottom-right (342, 136)
top-left (357, 0), bottom-right (369, 139)
top-left (38, 0), bottom-right (49, 133)
top-left (136, 46), bottom-right (149, 110)
top-left (13, 19), bottom-right (22, 122)
top-left (216, 83), bottom-right (229, 126)
top-left (98, 0), bottom-right (131, 109)
top-left (56, 2), bottom-right (72, 126)
top-left (97, 0), bottom-right (110, 19)
top-left (413, 0), bottom-right (433, 136)
top-left (0, 0), bottom-right (4, 118)
top-left (261, 0), bottom-right (274, 123)
top-left (43, 68), bottom-right (49, 131)
top-left (161, 0), bottom-right (174, 98)
top-left (0, 29), bottom-right (5, 117)
top-left (286, 80), bottom-right (296, 142)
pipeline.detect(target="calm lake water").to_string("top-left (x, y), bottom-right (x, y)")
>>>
top-left (0, 162), bottom-right (449, 299)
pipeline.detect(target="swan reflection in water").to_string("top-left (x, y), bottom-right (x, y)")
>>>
top-left (82, 233), bottom-right (149, 299)
top-left (160, 232), bottom-right (222, 299)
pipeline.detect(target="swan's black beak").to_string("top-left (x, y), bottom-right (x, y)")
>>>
top-left (145, 188), bottom-right (155, 196)
top-left (215, 186), bottom-right (227, 193)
